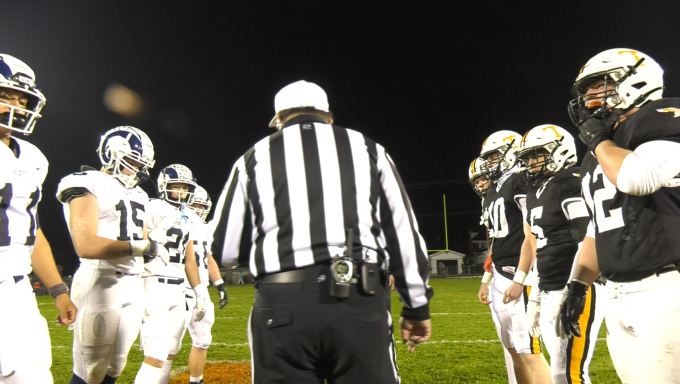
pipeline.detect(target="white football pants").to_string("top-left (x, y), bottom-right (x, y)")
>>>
top-left (140, 277), bottom-right (187, 361)
top-left (183, 283), bottom-right (215, 350)
top-left (0, 276), bottom-right (52, 384)
top-left (539, 284), bottom-right (605, 384)
top-left (71, 268), bottom-right (144, 383)
top-left (491, 269), bottom-right (542, 355)
top-left (604, 271), bottom-right (680, 384)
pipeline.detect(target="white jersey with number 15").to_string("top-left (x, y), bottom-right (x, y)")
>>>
top-left (57, 170), bottom-right (149, 274)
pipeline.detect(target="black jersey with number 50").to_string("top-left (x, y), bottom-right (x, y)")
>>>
top-left (526, 168), bottom-right (590, 290)
top-left (581, 98), bottom-right (680, 282)
top-left (483, 172), bottom-right (529, 270)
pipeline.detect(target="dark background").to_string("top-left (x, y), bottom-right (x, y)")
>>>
top-left (3, 1), bottom-right (680, 273)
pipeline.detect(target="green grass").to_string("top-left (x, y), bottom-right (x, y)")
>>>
top-left (41, 278), bottom-right (621, 383)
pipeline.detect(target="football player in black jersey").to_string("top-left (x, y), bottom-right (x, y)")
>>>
top-left (503, 124), bottom-right (605, 384)
top-left (564, 48), bottom-right (680, 384)
top-left (479, 131), bottom-right (551, 384)
top-left (470, 158), bottom-right (518, 384)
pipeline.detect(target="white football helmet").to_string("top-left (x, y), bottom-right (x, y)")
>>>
top-left (468, 158), bottom-right (490, 197)
top-left (569, 49), bottom-right (664, 125)
top-left (517, 125), bottom-right (576, 186)
top-left (0, 54), bottom-right (47, 135)
top-left (189, 185), bottom-right (212, 221)
top-left (97, 126), bottom-right (155, 188)
top-left (480, 130), bottom-right (521, 179)
top-left (157, 164), bottom-right (198, 205)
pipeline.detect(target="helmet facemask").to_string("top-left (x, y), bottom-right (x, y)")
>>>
top-left (481, 139), bottom-right (516, 181)
top-left (162, 183), bottom-right (196, 205)
top-left (188, 186), bottom-right (212, 221)
top-left (107, 153), bottom-right (152, 189)
top-left (157, 164), bottom-right (198, 206)
top-left (0, 55), bottom-right (46, 135)
top-left (469, 172), bottom-right (491, 197)
top-left (517, 137), bottom-right (575, 187)
top-left (568, 74), bottom-right (622, 126)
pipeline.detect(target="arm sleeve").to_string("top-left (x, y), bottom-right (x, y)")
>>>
top-left (513, 176), bottom-right (529, 222)
top-left (560, 175), bottom-right (590, 242)
top-left (56, 172), bottom-right (98, 204)
top-left (617, 140), bottom-right (680, 196)
top-left (210, 158), bottom-right (252, 267)
top-left (377, 146), bottom-right (433, 321)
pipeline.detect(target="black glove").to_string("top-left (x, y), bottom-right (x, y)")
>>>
top-left (578, 114), bottom-right (615, 152)
top-left (216, 283), bottom-right (228, 309)
top-left (560, 279), bottom-right (589, 337)
top-left (138, 240), bottom-right (159, 264)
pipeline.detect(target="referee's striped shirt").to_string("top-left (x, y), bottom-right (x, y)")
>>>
top-left (211, 116), bottom-right (433, 318)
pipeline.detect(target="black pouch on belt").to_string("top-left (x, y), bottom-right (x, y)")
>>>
top-left (360, 261), bottom-right (380, 296)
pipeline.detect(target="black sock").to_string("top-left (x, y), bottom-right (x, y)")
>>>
top-left (101, 374), bottom-right (118, 384)
top-left (69, 374), bottom-right (88, 384)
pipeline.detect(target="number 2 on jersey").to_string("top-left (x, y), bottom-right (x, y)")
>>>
top-left (582, 165), bottom-right (624, 233)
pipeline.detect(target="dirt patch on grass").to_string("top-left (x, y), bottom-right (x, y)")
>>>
top-left (169, 361), bottom-right (251, 384)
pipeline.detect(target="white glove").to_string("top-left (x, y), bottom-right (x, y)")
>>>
top-left (552, 287), bottom-right (569, 339)
top-left (192, 285), bottom-right (209, 322)
top-left (526, 300), bottom-right (541, 337)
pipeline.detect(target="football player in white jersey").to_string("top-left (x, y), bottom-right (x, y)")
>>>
top-left (0, 54), bottom-right (77, 384)
top-left (182, 185), bottom-right (228, 384)
top-left (56, 126), bottom-right (159, 384)
top-left (134, 164), bottom-right (206, 384)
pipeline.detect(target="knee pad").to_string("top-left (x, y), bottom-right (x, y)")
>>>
top-left (80, 345), bottom-right (113, 383)
top-left (140, 319), bottom-right (170, 361)
top-left (106, 353), bottom-right (129, 379)
top-left (192, 337), bottom-right (212, 350)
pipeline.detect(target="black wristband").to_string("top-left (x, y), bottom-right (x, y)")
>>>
top-left (48, 282), bottom-right (69, 299)
top-left (400, 303), bottom-right (430, 321)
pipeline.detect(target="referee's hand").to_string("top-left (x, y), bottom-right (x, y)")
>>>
top-left (399, 318), bottom-right (431, 353)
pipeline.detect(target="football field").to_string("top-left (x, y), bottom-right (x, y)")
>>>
top-left (40, 278), bottom-right (621, 383)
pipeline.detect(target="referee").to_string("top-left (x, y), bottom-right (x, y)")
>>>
top-left (211, 80), bottom-right (433, 383)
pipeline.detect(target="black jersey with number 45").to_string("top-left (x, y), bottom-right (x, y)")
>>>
top-left (483, 172), bottom-right (529, 274)
top-left (581, 98), bottom-right (680, 282)
top-left (526, 168), bottom-right (590, 291)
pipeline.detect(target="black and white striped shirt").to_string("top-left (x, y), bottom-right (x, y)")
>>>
top-left (211, 116), bottom-right (432, 317)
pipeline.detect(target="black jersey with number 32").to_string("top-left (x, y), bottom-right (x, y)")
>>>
top-left (526, 168), bottom-right (590, 291)
top-left (581, 98), bottom-right (680, 282)
top-left (483, 172), bottom-right (529, 273)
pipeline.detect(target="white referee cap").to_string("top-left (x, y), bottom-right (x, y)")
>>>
top-left (269, 80), bottom-right (329, 127)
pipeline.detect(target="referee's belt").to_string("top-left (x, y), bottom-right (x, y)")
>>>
top-left (255, 264), bottom-right (359, 287)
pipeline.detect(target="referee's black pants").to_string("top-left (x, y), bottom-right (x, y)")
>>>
top-left (249, 264), bottom-right (400, 384)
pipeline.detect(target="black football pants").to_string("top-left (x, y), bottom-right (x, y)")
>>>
top-left (249, 265), bottom-right (400, 384)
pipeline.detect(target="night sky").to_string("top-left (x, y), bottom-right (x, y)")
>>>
top-left (4, 2), bottom-right (680, 273)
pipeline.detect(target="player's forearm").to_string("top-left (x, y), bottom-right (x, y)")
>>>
top-left (30, 229), bottom-right (65, 288)
top-left (517, 237), bottom-right (535, 275)
top-left (184, 242), bottom-right (201, 288)
top-left (572, 236), bottom-right (601, 284)
top-left (71, 234), bottom-right (135, 259)
top-left (594, 141), bottom-right (633, 187)
top-left (206, 253), bottom-right (222, 283)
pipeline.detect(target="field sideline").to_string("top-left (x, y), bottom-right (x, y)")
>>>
top-left (39, 278), bottom-right (621, 383)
